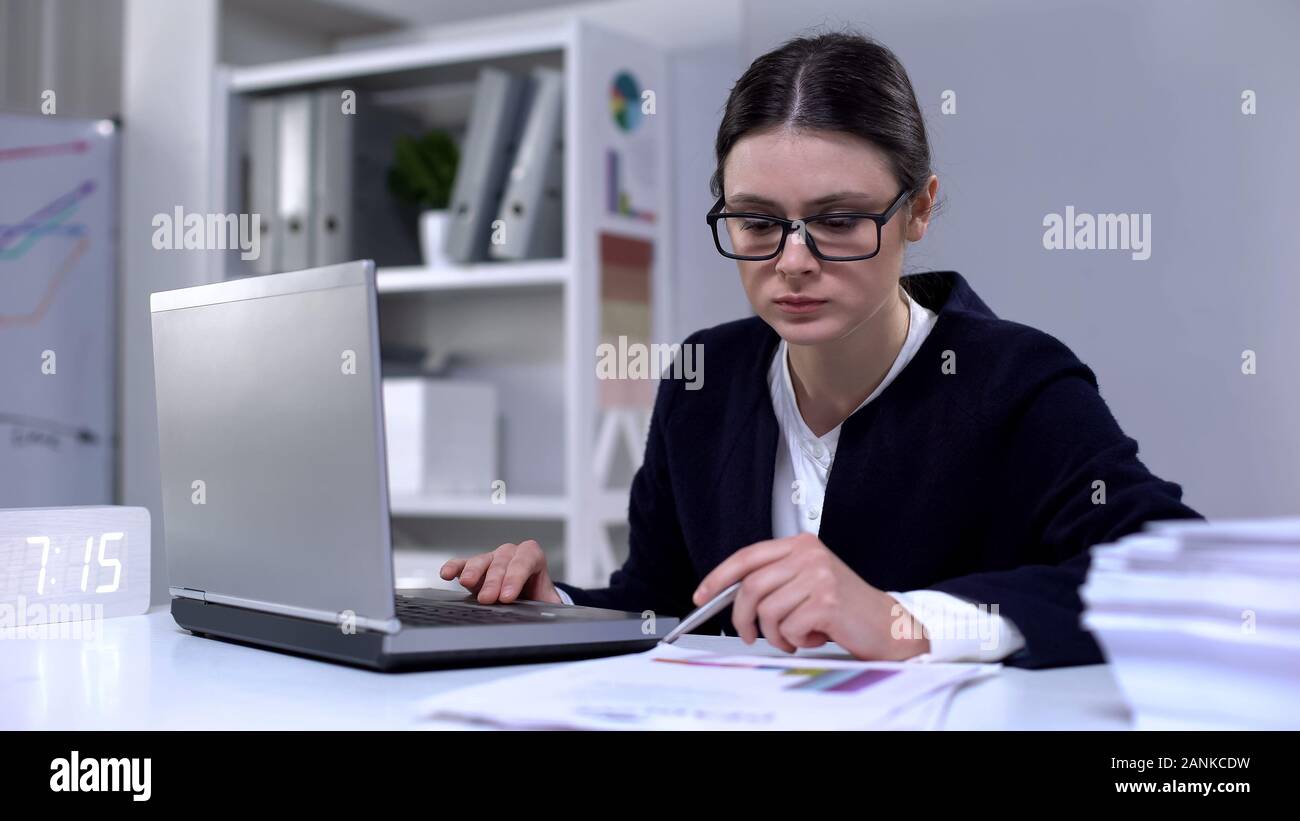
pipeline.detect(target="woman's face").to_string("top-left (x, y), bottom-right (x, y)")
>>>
top-left (721, 127), bottom-right (931, 347)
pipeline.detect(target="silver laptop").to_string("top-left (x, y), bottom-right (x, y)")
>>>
top-left (149, 260), bottom-right (674, 670)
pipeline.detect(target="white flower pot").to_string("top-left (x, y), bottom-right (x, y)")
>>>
top-left (419, 209), bottom-right (452, 268)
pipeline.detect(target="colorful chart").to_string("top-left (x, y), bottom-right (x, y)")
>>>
top-left (605, 149), bottom-right (656, 223)
top-left (0, 116), bottom-right (115, 507)
top-left (653, 656), bottom-right (901, 694)
top-left (609, 70), bottom-right (643, 133)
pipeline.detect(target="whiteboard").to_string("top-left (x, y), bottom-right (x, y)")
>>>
top-left (0, 114), bottom-right (116, 506)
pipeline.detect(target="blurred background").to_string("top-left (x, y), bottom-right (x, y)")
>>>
top-left (1, 0), bottom-right (1297, 607)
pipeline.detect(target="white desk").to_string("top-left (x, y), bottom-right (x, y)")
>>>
top-left (0, 606), bottom-right (1133, 730)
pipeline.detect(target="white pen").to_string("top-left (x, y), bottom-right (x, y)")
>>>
top-left (659, 581), bottom-right (742, 645)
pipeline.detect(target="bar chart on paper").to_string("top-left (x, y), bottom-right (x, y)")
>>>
top-left (419, 643), bottom-right (998, 730)
top-left (652, 656), bottom-right (902, 693)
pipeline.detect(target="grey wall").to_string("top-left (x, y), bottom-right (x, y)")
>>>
top-left (666, 40), bottom-right (755, 342)
top-left (743, 0), bottom-right (1300, 518)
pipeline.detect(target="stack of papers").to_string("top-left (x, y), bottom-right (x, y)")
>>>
top-left (1081, 517), bottom-right (1300, 729)
top-left (418, 642), bottom-right (998, 730)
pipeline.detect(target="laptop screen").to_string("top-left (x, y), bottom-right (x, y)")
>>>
top-left (150, 261), bottom-right (396, 626)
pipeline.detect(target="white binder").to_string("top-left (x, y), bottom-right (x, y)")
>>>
top-left (246, 97), bottom-right (278, 275)
top-left (311, 88), bottom-right (421, 268)
top-left (311, 88), bottom-right (353, 268)
top-left (444, 68), bottom-right (530, 263)
top-left (490, 67), bottom-right (564, 261)
top-left (275, 92), bottom-right (313, 272)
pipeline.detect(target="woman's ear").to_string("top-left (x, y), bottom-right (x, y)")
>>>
top-left (905, 174), bottom-right (939, 242)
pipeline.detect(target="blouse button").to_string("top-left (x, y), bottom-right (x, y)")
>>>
top-left (807, 507), bottom-right (821, 520)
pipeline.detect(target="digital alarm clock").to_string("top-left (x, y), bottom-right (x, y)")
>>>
top-left (0, 506), bottom-right (151, 627)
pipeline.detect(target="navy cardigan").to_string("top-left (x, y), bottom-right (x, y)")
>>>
top-left (556, 271), bottom-right (1203, 668)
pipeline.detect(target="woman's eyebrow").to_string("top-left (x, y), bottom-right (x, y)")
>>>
top-left (807, 191), bottom-right (881, 207)
top-left (727, 191), bottom-right (882, 210)
top-left (725, 192), bottom-right (782, 209)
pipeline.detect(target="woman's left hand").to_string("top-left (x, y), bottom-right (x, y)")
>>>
top-left (692, 533), bottom-right (931, 660)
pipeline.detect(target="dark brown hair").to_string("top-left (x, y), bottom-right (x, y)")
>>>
top-left (711, 30), bottom-right (939, 297)
top-left (711, 29), bottom-right (935, 211)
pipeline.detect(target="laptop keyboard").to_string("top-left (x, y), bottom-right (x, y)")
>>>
top-left (395, 595), bottom-right (547, 627)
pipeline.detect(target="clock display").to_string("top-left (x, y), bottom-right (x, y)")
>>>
top-left (0, 506), bottom-right (150, 627)
top-left (27, 532), bottom-right (124, 595)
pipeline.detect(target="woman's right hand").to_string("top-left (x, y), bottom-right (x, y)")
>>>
top-left (439, 539), bottom-right (563, 605)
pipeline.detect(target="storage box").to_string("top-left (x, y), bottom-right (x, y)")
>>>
top-left (382, 378), bottom-right (498, 496)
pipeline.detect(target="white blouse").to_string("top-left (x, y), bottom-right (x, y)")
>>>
top-left (767, 288), bottom-right (1025, 663)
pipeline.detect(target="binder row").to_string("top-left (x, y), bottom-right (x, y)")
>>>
top-left (243, 67), bottom-right (564, 274)
top-left (448, 66), bottom-right (565, 264)
top-left (246, 88), bottom-right (422, 273)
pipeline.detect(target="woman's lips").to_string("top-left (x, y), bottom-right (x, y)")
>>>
top-left (774, 296), bottom-right (827, 315)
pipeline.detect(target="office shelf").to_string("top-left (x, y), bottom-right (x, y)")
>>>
top-left (376, 260), bottom-right (569, 294)
top-left (212, 18), bottom-right (669, 588)
top-left (226, 26), bottom-right (572, 94)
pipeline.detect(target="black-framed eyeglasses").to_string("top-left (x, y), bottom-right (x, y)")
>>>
top-left (705, 189), bottom-right (911, 262)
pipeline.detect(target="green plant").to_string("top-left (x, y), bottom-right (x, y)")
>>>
top-left (387, 130), bottom-right (459, 210)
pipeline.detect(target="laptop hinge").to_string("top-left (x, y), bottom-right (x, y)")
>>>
top-left (169, 587), bottom-right (399, 634)
top-left (200, 591), bottom-right (401, 635)
top-left (170, 586), bottom-right (206, 602)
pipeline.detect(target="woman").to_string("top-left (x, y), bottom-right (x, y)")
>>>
top-left (440, 31), bottom-right (1202, 668)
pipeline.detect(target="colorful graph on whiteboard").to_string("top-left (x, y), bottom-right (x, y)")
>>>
top-left (0, 117), bottom-right (115, 506)
top-left (0, 167), bottom-right (94, 328)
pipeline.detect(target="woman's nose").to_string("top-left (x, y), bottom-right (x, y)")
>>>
top-left (775, 228), bottom-right (819, 277)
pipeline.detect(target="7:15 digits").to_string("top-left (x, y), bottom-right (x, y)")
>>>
top-left (28, 533), bottom-right (124, 595)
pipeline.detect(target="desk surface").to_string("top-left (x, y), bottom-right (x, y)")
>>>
top-left (1, 607), bottom-right (1133, 730)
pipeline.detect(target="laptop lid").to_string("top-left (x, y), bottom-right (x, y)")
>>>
top-left (150, 261), bottom-right (398, 633)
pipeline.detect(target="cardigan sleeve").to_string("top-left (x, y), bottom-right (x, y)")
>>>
top-left (929, 332), bottom-right (1204, 669)
top-left (553, 357), bottom-right (700, 619)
